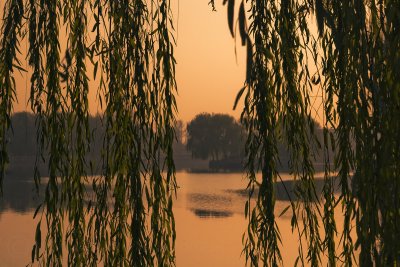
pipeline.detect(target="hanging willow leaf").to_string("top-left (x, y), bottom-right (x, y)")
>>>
top-left (33, 203), bottom-right (42, 219)
top-left (315, 0), bottom-right (325, 37)
top-left (31, 244), bottom-right (36, 263)
top-left (227, 0), bottom-right (235, 37)
top-left (311, 74), bottom-right (320, 85)
top-left (35, 222), bottom-right (41, 249)
top-left (93, 61), bottom-right (98, 80)
top-left (233, 86), bottom-right (245, 110)
top-left (245, 36), bottom-right (252, 83)
top-left (209, 0), bottom-right (216, 11)
top-left (279, 205), bottom-right (291, 217)
top-left (238, 1), bottom-right (247, 46)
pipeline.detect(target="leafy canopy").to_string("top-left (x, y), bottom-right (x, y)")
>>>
top-left (212, 0), bottom-right (400, 266)
top-left (0, 0), bottom-right (399, 266)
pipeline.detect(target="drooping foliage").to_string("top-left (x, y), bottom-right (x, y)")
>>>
top-left (0, 0), bottom-right (177, 266)
top-left (0, 0), bottom-right (24, 196)
top-left (0, 0), bottom-right (399, 266)
top-left (211, 0), bottom-right (400, 266)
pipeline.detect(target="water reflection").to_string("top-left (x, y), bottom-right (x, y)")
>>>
top-left (0, 173), bottom-right (337, 215)
top-left (0, 180), bottom-right (42, 213)
top-left (0, 171), bottom-right (350, 266)
top-left (188, 193), bottom-right (234, 218)
top-left (228, 178), bottom-right (340, 201)
top-left (185, 177), bottom-right (334, 220)
top-left (191, 209), bottom-right (233, 218)
top-left (188, 192), bottom-right (232, 204)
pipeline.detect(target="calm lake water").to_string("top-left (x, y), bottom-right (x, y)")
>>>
top-left (0, 172), bottom-right (351, 266)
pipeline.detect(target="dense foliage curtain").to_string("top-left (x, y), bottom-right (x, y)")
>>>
top-left (1, 0), bottom-right (399, 266)
top-left (1, 0), bottom-right (177, 265)
top-left (213, 0), bottom-right (400, 265)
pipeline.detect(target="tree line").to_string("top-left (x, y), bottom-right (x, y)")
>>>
top-left (5, 112), bottom-right (335, 175)
top-left (186, 112), bottom-right (333, 172)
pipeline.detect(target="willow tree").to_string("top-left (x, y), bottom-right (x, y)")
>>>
top-left (1, 0), bottom-right (177, 266)
top-left (0, 0), bottom-right (399, 266)
top-left (211, 0), bottom-right (400, 266)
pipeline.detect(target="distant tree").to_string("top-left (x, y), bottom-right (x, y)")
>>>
top-left (8, 112), bottom-right (37, 157)
top-left (186, 113), bottom-right (244, 161)
top-left (174, 120), bottom-right (185, 145)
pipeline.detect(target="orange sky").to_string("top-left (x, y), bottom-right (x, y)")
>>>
top-left (11, 1), bottom-right (323, 124)
top-left (11, 1), bottom-right (246, 123)
top-left (173, 0), bottom-right (246, 123)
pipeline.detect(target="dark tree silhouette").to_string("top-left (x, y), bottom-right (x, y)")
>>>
top-left (186, 113), bottom-right (244, 161)
top-left (214, 0), bottom-right (400, 265)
